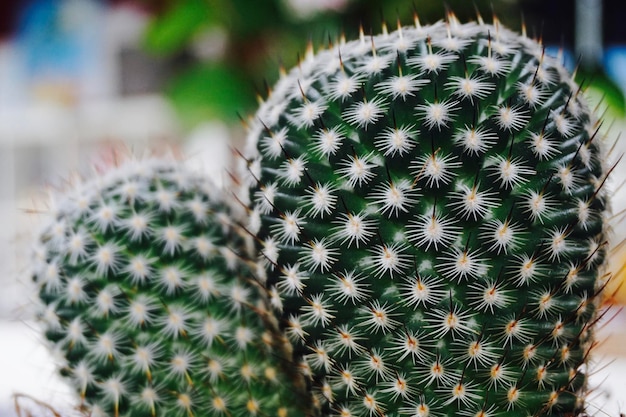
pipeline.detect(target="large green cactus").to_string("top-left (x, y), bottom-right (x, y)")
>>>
top-left (242, 15), bottom-right (611, 417)
top-left (32, 159), bottom-right (304, 417)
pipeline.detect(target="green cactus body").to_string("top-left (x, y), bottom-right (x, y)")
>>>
top-left (33, 159), bottom-right (300, 417)
top-left (242, 16), bottom-right (610, 417)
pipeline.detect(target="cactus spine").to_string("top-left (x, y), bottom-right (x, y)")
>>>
top-left (33, 159), bottom-right (302, 417)
top-left (242, 15), bottom-right (610, 417)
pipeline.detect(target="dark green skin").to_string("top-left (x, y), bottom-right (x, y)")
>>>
top-left (35, 163), bottom-right (302, 417)
top-left (248, 22), bottom-right (607, 417)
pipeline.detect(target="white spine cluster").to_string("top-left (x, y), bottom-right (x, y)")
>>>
top-left (239, 14), bottom-right (607, 417)
top-left (34, 159), bottom-right (297, 417)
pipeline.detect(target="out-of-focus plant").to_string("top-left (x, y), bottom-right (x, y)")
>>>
top-left (137, 0), bottom-right (522, 128)
top-left (140, 0), bottom-right (350, 127)
top-left (137, 0), bottom-right (625, 129)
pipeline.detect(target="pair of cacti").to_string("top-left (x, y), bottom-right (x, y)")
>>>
top-left (32, 13), bottom-right (611, 417)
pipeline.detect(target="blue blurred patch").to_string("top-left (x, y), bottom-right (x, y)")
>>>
top-left (544, 46), bottom-right (576, 72)
top-left (17, 0), bottom-right (103, 79)
top-left (605, 46), bottom-right (626, 96)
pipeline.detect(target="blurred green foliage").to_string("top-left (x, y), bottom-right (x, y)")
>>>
top-left (164, 63), bottom-right (252, 124)
top-left (139, 0), bottom-right (624, 128)
top-left (141, 0), bottom-right (523, 127)
top-left (143, 0), bottom-right (214, 54)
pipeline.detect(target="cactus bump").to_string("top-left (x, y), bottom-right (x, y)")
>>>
top-left (242, 14), bottom-right (611, 417)
top-left (32, 159), bottom-right (304, 417)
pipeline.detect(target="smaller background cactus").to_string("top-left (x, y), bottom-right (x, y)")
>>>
top-left (32, 158), bottom-right (302, 417)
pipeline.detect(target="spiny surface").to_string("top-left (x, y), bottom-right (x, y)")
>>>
top-left (243, 17), bottom-right (610, 417)
top-left (33, 159), bottom-right (300, 417)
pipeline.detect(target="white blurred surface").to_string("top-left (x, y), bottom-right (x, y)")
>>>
top-left (183, 121), bottom-right (233, 187)
top-left (0, 321), bottom-right (76, 417)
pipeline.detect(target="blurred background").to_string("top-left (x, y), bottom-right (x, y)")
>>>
top-left (1, 0), bottom-right (625, 416)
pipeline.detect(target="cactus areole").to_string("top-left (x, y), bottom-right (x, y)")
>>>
top-left (243, 17), bottom-right (610, 417)
top-left (33, 160), bottom-right (302, 417)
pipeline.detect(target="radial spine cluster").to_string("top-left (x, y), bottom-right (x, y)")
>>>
top-left (242, 15), bottom-right (610, 417)
top-left (33, 159), bottom-right (302, 417)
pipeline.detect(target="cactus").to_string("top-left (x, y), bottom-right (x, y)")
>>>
top-left (242, 14), bottom-right (611, 417)
top-left (32, 158), bottom-right (304, 417)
